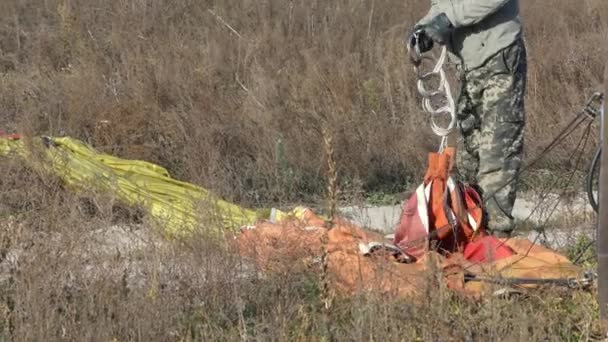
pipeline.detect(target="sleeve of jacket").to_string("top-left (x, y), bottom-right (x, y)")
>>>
top-left (415, 6), bottom-right (440, 27)
top-left (443, 0), bottom-right (511, 28)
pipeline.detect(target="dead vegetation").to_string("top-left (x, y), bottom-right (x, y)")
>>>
top-left (1, 0), bottom-right (604, 204)
top-left (0, 0), bottom-right (607, 340)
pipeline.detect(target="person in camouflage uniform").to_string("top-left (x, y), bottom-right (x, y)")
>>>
top-left (409, 0), bottom-right (527, 237)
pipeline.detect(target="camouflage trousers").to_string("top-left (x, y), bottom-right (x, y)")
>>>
top-left (455, 39), bottom-right (527, 235)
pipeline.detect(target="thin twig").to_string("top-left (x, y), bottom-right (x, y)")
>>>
top-left (207, 9), bottom-right (242, 39)
top-left (366, 0), bottom-right (374, 41)
top-left (235, 74), bottom-right (266, 110)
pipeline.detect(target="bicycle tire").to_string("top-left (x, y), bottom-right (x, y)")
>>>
top-left (587, 145), bottom-right (601, 213)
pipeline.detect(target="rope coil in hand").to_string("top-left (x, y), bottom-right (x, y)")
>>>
top-left (408, 31), bottom-right (457, 150)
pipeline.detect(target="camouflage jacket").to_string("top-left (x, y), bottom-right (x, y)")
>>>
top-left (417, 0), bottom-right (523, 71)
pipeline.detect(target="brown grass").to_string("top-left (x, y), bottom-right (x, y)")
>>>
top-left (2, 0), bottom-right (604, 204)
top-left (1, 0), bottom-right (607, 340)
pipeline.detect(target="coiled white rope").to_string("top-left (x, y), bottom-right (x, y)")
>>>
top-left (407, 31), bottom-right (457, 151)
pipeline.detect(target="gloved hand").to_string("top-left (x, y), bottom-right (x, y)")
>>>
top-left (408, 13), bottom-right (454, 54)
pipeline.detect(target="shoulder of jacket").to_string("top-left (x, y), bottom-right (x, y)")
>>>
top-left (431, 0), bottom-right (454, 12)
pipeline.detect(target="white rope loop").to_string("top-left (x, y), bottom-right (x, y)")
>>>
top-left (407, 32), bottom-right (457, 148)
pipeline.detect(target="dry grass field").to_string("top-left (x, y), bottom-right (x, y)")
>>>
top-left (0, 0), bottom-right (607, 340)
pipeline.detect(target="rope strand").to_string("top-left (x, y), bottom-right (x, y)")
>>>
top-left (408, 33), bottom-right (456, 149)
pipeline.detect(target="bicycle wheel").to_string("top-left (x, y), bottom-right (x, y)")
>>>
top-left (587, 145), bottom-right (601, 213)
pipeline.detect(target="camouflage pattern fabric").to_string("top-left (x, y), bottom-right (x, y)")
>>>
top-left (455, 38), bottom-right (527, 235)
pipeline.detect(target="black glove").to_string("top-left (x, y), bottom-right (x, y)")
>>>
top-left (408, 13), bottom-right (454, 54)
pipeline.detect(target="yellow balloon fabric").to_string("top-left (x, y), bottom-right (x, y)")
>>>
top-left (0, 136), bottom-right (310, 237)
